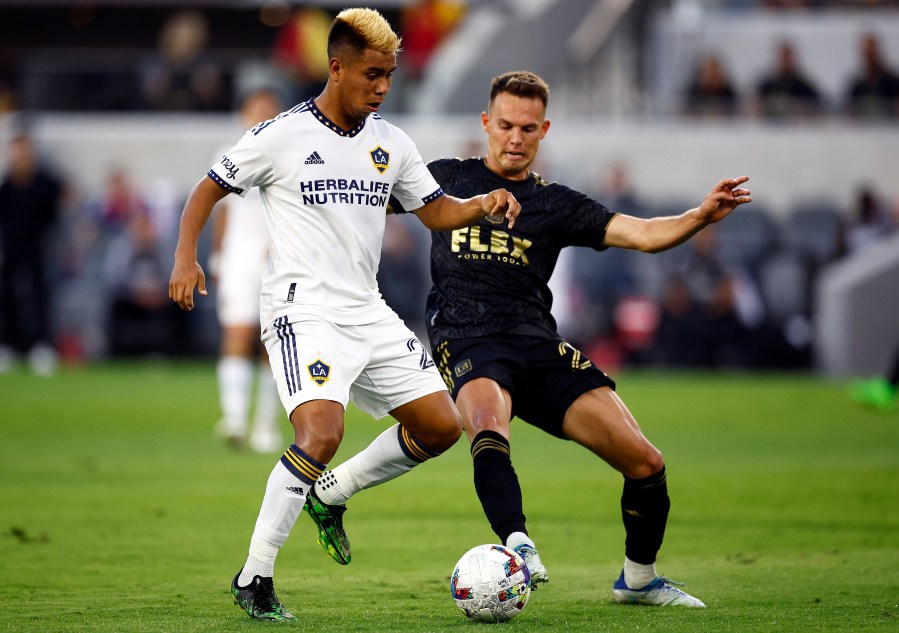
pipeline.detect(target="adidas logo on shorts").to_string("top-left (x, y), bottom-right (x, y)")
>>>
top-left (304, 151), bottom-right (325, 165)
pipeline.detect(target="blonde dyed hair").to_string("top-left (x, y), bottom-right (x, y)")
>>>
top-left (329, 7), bottom-right (402, 58)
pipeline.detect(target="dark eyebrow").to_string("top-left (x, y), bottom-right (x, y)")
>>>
top-left (498, 118), bottom-right (536, 128)
top-left (365, 65), bottom-right (397, 74)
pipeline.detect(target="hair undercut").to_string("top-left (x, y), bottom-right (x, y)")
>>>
top-left (488, 71), bottom-right (550, 110)
top-left (327, 7), bottom-right (402, 60)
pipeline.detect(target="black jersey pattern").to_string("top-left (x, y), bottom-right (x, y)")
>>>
top-left (425, 157), bottom-right (616, 343)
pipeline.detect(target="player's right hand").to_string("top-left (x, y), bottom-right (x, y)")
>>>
top-left (168, 258), bottom-right (207, 311)
top-left (483, 188), bottom-right (521, 229)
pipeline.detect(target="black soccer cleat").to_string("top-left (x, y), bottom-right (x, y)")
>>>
top-left (231, 571), bottom-right (296, 621)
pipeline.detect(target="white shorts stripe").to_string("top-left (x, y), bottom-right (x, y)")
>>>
top-left (276, 316), bottom-right (302, 395)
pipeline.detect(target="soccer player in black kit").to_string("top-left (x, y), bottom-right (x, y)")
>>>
top-left (423, 71), bottom-right (752, 607)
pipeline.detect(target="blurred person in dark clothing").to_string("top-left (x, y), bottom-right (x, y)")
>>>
top-left (139, 9), bottom-right (229, 111)
top-left (754, 40), bottom-right (823, 120)
top-left (846, 186), bottom-right (892, 253)
top-left (653, 225), bottom-right (758, 367)
top-left (103, 208), bottom-right (187, 357)
top-left (94, 167), bottom-right (149, 234)
top-left (683, 53), bottom-right (739, 118)
top-left (0, 128), bottom-right (63, 374)
top-left (845, 32), bottom-right (899, 119)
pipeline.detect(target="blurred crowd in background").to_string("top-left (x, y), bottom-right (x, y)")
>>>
top-left (1, 0), bottom-right (898, 377)
top-left (683, 32), bottom-right (899, 120)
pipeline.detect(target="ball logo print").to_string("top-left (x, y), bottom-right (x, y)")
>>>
top-left (450, 544), bottom-right (531, 622)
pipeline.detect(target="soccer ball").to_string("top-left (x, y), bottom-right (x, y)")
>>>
top-left (450, 544), bottom-right (531, 622)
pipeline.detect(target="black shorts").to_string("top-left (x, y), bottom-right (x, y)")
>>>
top-left (433, 332), bottom-right (615, 439)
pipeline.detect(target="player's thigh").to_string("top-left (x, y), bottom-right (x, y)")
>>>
top-left (514, 336), bottom-right (614, 438)
top-left (562, 387), bottom-right (663, 478)
top-left (351, 314), bottom-right (448, 421)
top-left (262, 315), bottom-right (364, 419)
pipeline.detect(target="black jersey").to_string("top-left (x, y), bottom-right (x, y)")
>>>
top-left (425, 157), bottom-right (616, 344)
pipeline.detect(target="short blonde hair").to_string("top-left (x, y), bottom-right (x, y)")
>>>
top-left (329, 8), bottom-right (402, 58)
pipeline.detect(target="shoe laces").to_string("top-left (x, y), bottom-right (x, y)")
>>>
top-left (253, 577), bottom-right (282, 612)
top-left (514, 544), bottom-right (537, 558)
top-left (323, 501), bottom-right (347, 525)
top-left (311, 489), bottom-right (347, 521)
top-left (656, 576), bottom-right (686, 588)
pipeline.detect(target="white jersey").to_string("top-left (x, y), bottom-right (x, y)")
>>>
top-left (207, 100), bottom-right (444, 327)
top-left (216, 187), bottom-right (270, 326)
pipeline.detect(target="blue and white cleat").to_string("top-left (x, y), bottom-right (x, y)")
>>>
top-left (513, 544), bottom-right (549, 588)
top-left (612, 570), bottom-right (706, 607)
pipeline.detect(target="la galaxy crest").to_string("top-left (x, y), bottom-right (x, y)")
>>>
top-left (370, 146), bottom-right (389, 174)
top-left (308, 359), bottom-right (331, 386)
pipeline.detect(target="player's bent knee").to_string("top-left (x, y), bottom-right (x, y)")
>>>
top-left (289, 413), bottom-right (345, 462)
top-left (418, 412), bottom-right (463, 453)
top-left (466, 412), bottom-right (506, 435)
top-left (433, 415), bottom-right (464, 451)
top-left (627, 448), bottom-right (664, 480)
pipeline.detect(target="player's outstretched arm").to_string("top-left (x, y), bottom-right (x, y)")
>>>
top-left (603, 176), bottom-right (751, 253)
top-left (415, 188), bottom-right (521, 231)
top-left (169, 176), bottom-right (230, 311)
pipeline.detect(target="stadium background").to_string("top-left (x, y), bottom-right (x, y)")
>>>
top-left (1, 0), bottom-right (898, 378)
top-left (1, 3), bottom-right (898, 631)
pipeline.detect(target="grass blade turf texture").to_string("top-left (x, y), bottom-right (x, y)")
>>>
top-left (1, 362), bottom-right (897, 631)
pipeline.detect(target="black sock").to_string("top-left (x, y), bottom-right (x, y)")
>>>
top-left (471, 430), bottom-right (526, 543)
top-left (621, 466), bottom-right (670, 565)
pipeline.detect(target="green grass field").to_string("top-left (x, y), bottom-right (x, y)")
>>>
top-left (1, 362), bottom-right (897, 632)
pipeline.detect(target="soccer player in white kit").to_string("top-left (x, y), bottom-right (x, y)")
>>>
top-left (169, 8), bottom-right (521, 621)
top-left (211, 88), bottom-right (284, 454)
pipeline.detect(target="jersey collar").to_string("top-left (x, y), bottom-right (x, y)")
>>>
top-left (307, 99), bottom-right (368, 138)
top-left (477, 156), bottom-right (535, 185)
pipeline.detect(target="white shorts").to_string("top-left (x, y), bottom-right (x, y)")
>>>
top-left (262, 311), bottom-right (447, 419)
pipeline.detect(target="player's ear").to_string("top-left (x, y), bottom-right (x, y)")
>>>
top-left (480, 111), bottom-right (490, 132)
top-left (540, 119), bottom-right (550, 139)
top-left (328, 57), bottom-right (342, 81)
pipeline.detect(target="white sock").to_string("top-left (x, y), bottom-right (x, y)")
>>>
top-left (251, 364), bottom-right (281, 435)
top-left (238, 554), bottom-right (274, 586)
top-left (218, 356), bottom-right (253, 434)
top-left (505, 531), bottom-right (534, 551)
top-left (238, 448), bottom-right (324, 584)
top-left (315, 423), bottom-right (434, 506)
top-left (623, 557), bottom-right (657, 589)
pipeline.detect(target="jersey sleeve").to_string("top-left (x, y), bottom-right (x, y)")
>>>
top-left (390, 139), bottom-right (444, 212)
top-left (426, 157), bottom-right (459, 186)
top-left (555, 185), bottom-right (616, 250)
top-left (206, 130), bottom-right (275, 198)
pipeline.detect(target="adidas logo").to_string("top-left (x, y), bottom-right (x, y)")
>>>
top-left (304, 151), bottom-right (325, 165)
top-left (286, 486), bottom-right (305, 496)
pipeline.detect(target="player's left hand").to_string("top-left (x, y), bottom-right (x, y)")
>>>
top-left (698, 176), bottom-right (752, 224)
top-left (483, 188), bottom-right (521, 228)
